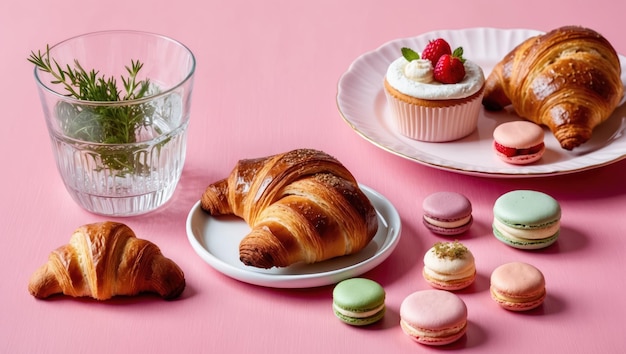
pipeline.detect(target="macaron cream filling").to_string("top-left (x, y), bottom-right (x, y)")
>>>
top-left (333, 303), bottom-right (385, 319)
top-left (493, 217), bottom-right (560, 240)
top-left (424, 214), bottom-right (472, 229)
top-left (423, 266), bottom-right (475, 282)
top-left (490, 287), bottom-right (546, 304)
top-left (400, 319), bottom-right (467, 339)
top-left (494, 140), bottom-right (545, 157)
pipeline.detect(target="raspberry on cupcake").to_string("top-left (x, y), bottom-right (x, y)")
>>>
top-left (384, 38), bottom-right (485, 142)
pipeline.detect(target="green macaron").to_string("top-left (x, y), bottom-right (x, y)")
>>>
top-left (332, 278), bottom-right (386, 326)
top-left (492, 190), bottom-right (561, 250)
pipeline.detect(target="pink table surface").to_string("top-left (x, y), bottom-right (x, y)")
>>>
top-left (2, 1), bottom-right (626, 353)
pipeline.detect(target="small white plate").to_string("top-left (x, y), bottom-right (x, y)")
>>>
top-left (337, 27), bottom-right (626, 177)
top-left (186, 184), bottom-right (401, 288)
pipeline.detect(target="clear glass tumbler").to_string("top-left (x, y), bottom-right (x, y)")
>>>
top-left (33, 30), bottom-right (196, 216)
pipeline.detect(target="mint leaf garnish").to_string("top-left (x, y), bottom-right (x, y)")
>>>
top-left (401, 47), bottom-right (420, 61)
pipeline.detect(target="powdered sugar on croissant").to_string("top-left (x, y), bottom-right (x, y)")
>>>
top-left (201, 149), bottom-right (378, 269)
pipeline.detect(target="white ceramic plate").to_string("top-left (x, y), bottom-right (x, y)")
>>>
top-left (337, 27), bottom-right (626, 177)
top-left (186, 185), bottom-right (401, 288)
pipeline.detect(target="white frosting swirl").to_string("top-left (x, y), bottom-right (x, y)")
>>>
top-left (386, 57), bottom-right (485, 100)
top-left (403, 59), bottom-right (434, 83)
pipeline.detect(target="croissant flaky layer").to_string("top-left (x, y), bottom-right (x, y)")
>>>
top-left (482, 26), bottom-right (624, 150)
top-left (28, 222), bottom-right (185, 300)
top-left (201, 149), bottom-right (379, 269)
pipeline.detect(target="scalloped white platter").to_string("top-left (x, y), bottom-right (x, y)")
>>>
top-left (337, 27), bottom-right (626, 177)
top-left (186, 184), bottom-right (401, 288)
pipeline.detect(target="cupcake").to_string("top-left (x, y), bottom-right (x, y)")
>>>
top-left (384, 38), bottom-right (485, 142)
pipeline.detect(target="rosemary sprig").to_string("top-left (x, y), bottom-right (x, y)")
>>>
top-left (28, 46), bottom-right (150, 102)
top-left (29, 46), bottom-right (159, 174)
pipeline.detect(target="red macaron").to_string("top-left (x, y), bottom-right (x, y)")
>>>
top-left (493, 121), bottom-right (545, 165)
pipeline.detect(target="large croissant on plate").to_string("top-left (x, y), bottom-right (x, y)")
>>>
top-left (28, 222), bottom-right (185, 300)
top-left (482, 26), bottom-right (624, 150)
top-left (201, 149), bottom-right (379, 269)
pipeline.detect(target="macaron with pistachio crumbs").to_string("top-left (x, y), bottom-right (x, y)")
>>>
top-left (423, 240), bottom-right (476, 290)
top-left (490, 262), bottom-right (546, 311)
top-left (422, 192), bottom-right (473, 235)
top-left (493, 190), bottom-right (561, 249)
top-left (332, 278), bottom-right (385, 326)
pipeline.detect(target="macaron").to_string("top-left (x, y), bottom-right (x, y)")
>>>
top-left (422, 192), bottom-right (473, 235)
top-left (490, 262), bottom-right (546, 311)
top-left (493, 121), bottom-right (545, 164)
top-left (422, 240), bottom-right (476, 291)
top-left (400, 289), bottom-right (468, 346)
top-left (492, 190), bottom-right (561, 250)
top-left (332, 278), bottom-right (385, 326)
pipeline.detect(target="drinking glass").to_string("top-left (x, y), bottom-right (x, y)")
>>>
top-left (33, 30), bottom-right (196, 216)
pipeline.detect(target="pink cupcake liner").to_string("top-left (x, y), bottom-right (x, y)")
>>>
top-left (385, 90), bottom-right (484, 142)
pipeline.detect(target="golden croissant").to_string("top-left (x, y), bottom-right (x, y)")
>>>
top-left (482, 26), bottom-right (624, 150)
top-left (28, 222), bottom-right (185, 300)
top-left (201, 148), bottom-right (379, 269)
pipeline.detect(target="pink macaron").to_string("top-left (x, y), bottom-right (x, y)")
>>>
top-left (422, 192), bottom-right (473, 235)
top-left (490, 262), bottom-right (546, 311)
top-left (493, 121), bottom-right (545, 165)
top-left (400, 289), bottom-right (468, 346)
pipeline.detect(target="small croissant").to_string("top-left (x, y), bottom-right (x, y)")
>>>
top-left (28, 222), bottom-right (185, 300)
top-left (201, 149), bottom-right (378, 269)
top-left (482, 26), bottom-right (624, 150)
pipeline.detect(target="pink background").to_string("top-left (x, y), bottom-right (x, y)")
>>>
top-left (2, 0), bottom-right (626, 353)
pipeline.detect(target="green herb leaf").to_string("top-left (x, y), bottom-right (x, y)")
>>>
top-left (28, 46), bottom-right (159, 175)
top-left (401, 47), bottom-right (420, 62)
top-left (452, 47), bottom-right (466, 63)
